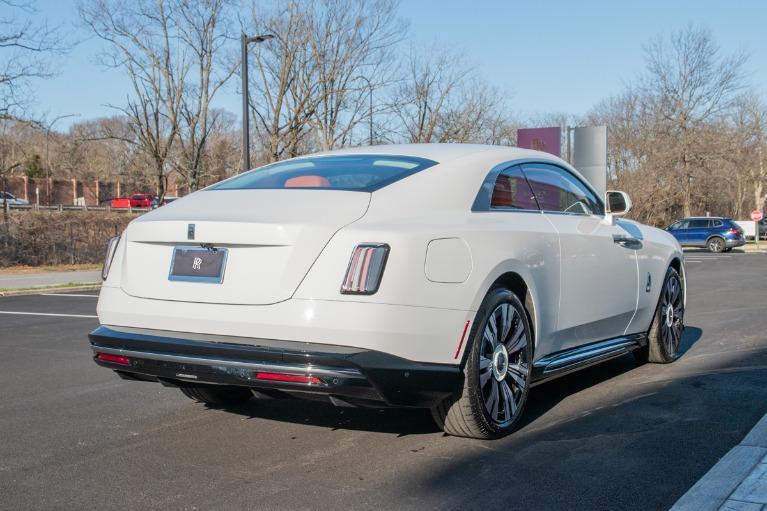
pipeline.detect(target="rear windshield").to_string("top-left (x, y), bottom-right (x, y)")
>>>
top-left (210, 155), bottom-right (437, 192)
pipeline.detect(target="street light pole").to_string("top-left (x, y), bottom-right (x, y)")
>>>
top-left (241, 33), bottom-right (275, 174)
top-left (43, 114), bottom-right (77, 206)
top-left (354, 75), bottom-right (374, 146)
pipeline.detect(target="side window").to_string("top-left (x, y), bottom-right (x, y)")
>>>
top-left (711, 220), bottom-right (723, 228)
top-left (689, 219), bottom-right (709, 228)
top-left (522, 164), bottom-right (604, 216)
top-left (490, 166), bottom-right (539, 210)
top-left (669, 221), bottom-right (682, 230)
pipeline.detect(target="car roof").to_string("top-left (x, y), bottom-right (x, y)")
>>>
top-left (307, 143), bottom-right (546, 165)
top-left (284, 143), bottom-right (602, 210)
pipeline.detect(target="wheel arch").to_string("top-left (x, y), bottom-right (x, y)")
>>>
top-left (668, 255), bottom-right (687, 308)
top-left (470, 264), bottom-right (539, 356)
top-left (705, 233), bottom-right (725, 244)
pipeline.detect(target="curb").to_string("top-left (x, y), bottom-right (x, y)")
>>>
top-left (671, 414), bottom-right (767, 510)
top-left (0, 283), bottom-right (102, 297)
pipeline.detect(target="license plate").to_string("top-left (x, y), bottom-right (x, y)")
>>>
top-left (168, 247), bottom-right (228, 283)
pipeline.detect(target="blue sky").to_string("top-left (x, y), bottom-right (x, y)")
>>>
top-left (32, 0), bottom-right (767, 130)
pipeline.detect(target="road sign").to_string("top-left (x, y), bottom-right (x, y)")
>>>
top-left (751, 210), bottom-right (763, 222)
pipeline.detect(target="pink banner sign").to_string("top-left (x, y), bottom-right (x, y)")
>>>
top-left (517, 127), bottom-right (561, 157)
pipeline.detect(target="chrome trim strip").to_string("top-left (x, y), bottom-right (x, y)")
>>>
top-left (92, 345), bottom-right (364, 379)
top-left (533, 334), bottom-right (646, 376)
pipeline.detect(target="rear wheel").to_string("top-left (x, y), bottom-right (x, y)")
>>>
top-left (180, 386), bottom-right (253, 406)
top-left (431, 288), bottom-right (532, 439)
top-left (707, 236), bottom-right (725, 253)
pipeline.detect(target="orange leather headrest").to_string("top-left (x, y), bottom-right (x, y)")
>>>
top-left (284, 175), bottom-right (331, 188)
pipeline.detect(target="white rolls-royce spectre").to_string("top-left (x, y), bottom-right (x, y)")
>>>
top-left (91, 144), bottom-right (685, 439)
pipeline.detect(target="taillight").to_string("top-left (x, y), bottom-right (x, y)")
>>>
top-left (96, 353), bottom-right (130, 366)
top-left (102, 236), bottom-right (120, 280)
top-left (341, 243), bottom-right (389, 294)
top-left (727, 228), bottom-right (739, 235)
top-left (255, 372), bottom-right (321, 385)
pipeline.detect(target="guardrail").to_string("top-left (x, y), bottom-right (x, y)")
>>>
top-left (5, 204), bottom-right (149, 213)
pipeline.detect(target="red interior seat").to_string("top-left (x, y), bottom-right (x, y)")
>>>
top-left (284, 175), bottom-right (331, 188)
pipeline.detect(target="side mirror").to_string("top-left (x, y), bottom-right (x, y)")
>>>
top-left (606, 190), bottom-right (632, 216)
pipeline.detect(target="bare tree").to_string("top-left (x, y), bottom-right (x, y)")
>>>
top-left (642, 24), bottom-right (747, 217)
top-left (391, 47), bottom-right (467, 143)
top-left (1, 0), bottom-right (67, 121)
top-left (80, 0), bottom-right (236, 195)
top-left (173, 0), bottom-right (237, 191)
top-left (0, 119), bottom-right (29, 228)
top-left (306, 0), bottom-right (403, 150)
top-left (248, 2), bottom-right (319, 163)
top-left (390, 47), bottom-right (511, 145)
top-left (732, 94), bottom-right (767, 213)
top-left (80, 0), bottom-right (184, 198)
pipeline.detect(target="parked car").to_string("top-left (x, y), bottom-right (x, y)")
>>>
top-left (150, 196), bottom-right (178, 209)
top-left (110, 193), bottom-right (158, 209)
top-left (0, 191), bottom-right (29, 205)
top-left (91, 144), bottom-right (685, 439)
top-left (666, 216), bottom-right (745, 252)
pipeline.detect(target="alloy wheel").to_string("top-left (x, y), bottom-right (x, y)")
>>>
top-left (478, 303), bottom-right (529, 426)
top-left (661, 272), bottom-right (684, 356)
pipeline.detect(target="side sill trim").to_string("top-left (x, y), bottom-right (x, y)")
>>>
top-left (531, 333), bottom-right (646, 384)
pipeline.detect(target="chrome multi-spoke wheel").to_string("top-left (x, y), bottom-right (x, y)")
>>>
top-left (641, 266), bottom-right (685, 364)
top-left (660, 271), bottom-right (684, 356)
top-left (478, 303), bottom-right (529, 426)
top-left (431, 288), bottom-right (532, 439)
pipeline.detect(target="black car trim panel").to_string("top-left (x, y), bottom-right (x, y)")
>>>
top-left (89, 325), bottom-right (461, 408)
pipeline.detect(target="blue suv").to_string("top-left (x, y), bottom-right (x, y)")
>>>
top-left (666, 217), bottom-right (745, 252)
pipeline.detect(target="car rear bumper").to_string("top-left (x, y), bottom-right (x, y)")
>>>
top-left (89, 325), bottom-right (461, 408)
top-left (726, 238), bottom-right (746, 248)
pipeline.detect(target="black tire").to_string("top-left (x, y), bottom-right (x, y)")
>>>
top-left (431, 288), bottom-right (532, 439)
top-left (707, 236), bottom-right (725, 253)
top-left (180, 386), bottom-right (253, 406)
top-left (643, 266), bottom-right (684, 364)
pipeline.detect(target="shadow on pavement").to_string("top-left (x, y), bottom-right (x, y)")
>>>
top-left (400, 337), bottom-right (767, 511)
top-left (206, 396), bottom-right (440, 436)
top-left (203, 327), bottom-right (705, 442)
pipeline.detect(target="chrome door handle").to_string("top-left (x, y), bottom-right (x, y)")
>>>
top-left (613, 234), bottom-right (642, 248)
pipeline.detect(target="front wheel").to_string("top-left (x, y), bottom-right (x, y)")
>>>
top-left (640, 266), bottom-right (685, 364)
top-left (431, 288), bottom-right (532, 439)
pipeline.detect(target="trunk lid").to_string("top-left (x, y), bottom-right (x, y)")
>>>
top-left (120, 189), bottom-right (369, 305)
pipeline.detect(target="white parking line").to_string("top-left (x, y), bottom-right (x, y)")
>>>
top-left (38, 293), bottom-right (99, 298)
top-left (0, 311), bottom-right (97, 318)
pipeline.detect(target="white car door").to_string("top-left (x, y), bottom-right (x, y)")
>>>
top-left (521, 162), bottom-right (639, 353)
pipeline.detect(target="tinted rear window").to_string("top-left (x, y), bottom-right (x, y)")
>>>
top-left (211, 155), bottom-right (437, 192)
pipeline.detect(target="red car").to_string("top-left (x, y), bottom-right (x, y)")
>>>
top-left (110, 194), bottom-right (157, 209)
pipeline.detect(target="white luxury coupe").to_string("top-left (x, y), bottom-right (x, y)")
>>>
top-left (91, 144), bottom-right (685, 439)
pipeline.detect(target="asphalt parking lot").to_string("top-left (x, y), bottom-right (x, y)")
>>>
top-left (1, 252), bottom-right (767, 510)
